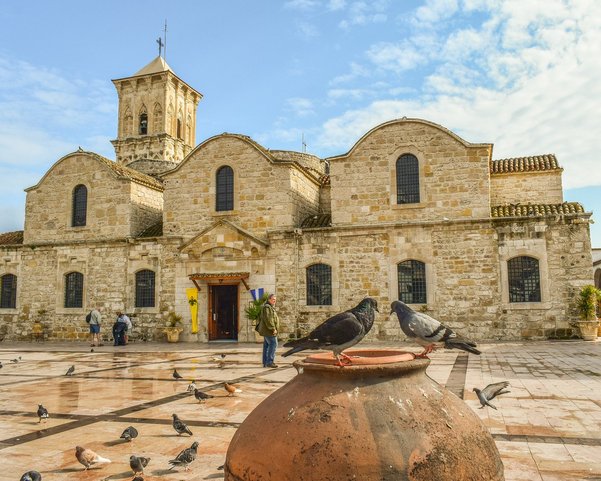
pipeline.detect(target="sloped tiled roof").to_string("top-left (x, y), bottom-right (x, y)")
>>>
top-left (133, 56), bottom-right (173, 76)
top-left (0, 230), bottom-right (24, 245)
top-left (490, 154), bottom-right (560, 174)
top-left (491, 202), bottom-right (585, 218)
top-left (137, 221), bottom-right (163, 238)
top-left (300, 213), bottom-right (332, 228)
top-left (91, 153), bottom-right (164, 191)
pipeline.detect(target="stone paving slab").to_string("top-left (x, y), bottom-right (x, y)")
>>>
top-left (1, 339), bottom-right (600, 480)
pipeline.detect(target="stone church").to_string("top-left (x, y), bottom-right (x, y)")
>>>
top-left (0, 56), bottom-right (594, 343)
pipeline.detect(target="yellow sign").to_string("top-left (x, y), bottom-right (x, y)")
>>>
top-left (187, 288), bottom-right (198, 334)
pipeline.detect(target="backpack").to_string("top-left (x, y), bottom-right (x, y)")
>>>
top-left (85, 311), bottom-right (92, 323)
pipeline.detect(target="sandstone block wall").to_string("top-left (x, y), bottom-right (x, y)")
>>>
top-left (490, 171), bottom-right (563, 205)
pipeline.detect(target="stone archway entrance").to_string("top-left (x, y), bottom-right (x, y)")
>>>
top-left (208, 283), bottom-right (239, 341)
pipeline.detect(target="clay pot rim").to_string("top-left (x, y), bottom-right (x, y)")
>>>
top-left (295, 349), bottom-right (430, 374)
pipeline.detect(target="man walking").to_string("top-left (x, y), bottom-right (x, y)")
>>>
top-left (257, 294), bottom-right (280, 368)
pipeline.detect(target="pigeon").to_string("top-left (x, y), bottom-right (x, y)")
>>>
top-left (224, 382), bottom-right (242, 396)
top-left (194, 388), bottom-right (214, 403)
top-left (120, 425), bottom-right (139, 441)
top-left (65, 365), bottom-right (75, 376)
top-left (75, 445), bottom-right (111, 470)
top-left (186, 381), bottom-right (197, 393)
top-left (211, 353), bottom-right (226, 361)
top-left (11, 357), bottom-right (20, 363)
top-left (168, 441), bottom-right (199, 471)
top-left (130, 455), bottom-right (150, 474)
top-left (172, 368), bottom-right (183, 380)
top-left (37, 404), bottom-right (49, 423)
top-left (0, 362), bottom-right (2, 368)
top-left (390, 301), bottom-right (481, 357)
top-left (90, 348), bottom-right (94, 353)
top-left (172, 413), bottom-right (193, 436)
top-left (132, 477), bottom-right (144, 481)
top-left (20, 472), bottom-right (42, 481)
top-left (473, 381), bottom-right (510, 410)
top-left (283, 297), bottom-right (379, 365)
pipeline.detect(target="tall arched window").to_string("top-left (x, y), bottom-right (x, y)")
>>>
top-left (216, 166), bottom-right (234, 211)
top-left (177, 109), bottom-right (183, 139)
top-left (123, 107), bottom-right (133, 136)
top-left (396, 154), bottom-right (420, 204)
top-left (64, 272), bottom-right (84, 308)
top-left (508, 256), bottom-right (541, 302)
top-left (0, 274), bottom-right (17, 309)
top-left (153, 103), bottom-right (162, 133)
top-left (71, 184), bottom-right (87, 227)
top-left (135, 270), bottom-right (156, 307)
top-left (186, 114), bottom-right (192, 142)
top-left (397, 260), bottom-right (426, 304)
top-left (139, 106), bottom-right (148, 135)
top-left (306, 264), bottom-right (332, 305)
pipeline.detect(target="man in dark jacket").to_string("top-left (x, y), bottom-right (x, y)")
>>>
top-left (257, 294), bottom-right (280, 368)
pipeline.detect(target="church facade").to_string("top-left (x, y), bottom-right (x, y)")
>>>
top-left (0, 57), bottom-right (594, 343)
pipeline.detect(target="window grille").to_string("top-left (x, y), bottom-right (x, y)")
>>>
top-left (306, 264), bottom-right (332, 305)
top-left (508, 256), bottom-right (541, 302)
top-left (397, 260), bottom-right (426, 304)
top-left (396, 154), bottom-right (420, 204)
top-left (216, 166), bottom-right (234, 211)
top-left (0, 274), bottom-right (17, 308)
top-left (135, 270), bottom-right (156, 307)
top-left (64, 272), bottom-right (83, 308)
top-left (71, 184), bottom-right (87, 227)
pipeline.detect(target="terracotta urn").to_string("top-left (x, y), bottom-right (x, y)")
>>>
top-left (224, 349), bottom-right (504, 481)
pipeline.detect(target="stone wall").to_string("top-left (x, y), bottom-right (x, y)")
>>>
top-left (490, 171), bottom-right (563, 205)
top-left (329, 120), bottom-right (492, 226)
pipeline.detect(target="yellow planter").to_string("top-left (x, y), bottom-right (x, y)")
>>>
top-left (574, 320), bottom-right (599, 341)
top-left (164, 327), bottom-right (183, 343)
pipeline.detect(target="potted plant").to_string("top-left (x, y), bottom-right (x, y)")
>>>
top-left (245, 294), bottom-right (268, 343)
top-left (164, 311), bottom-right (183, 343)
top-left (571, 285), bottom-right (601, 341)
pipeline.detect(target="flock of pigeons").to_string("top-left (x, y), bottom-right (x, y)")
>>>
top-left (21, 356), bottom-right (240, 480)
top-left (19, 298), bottom-right (510, 480)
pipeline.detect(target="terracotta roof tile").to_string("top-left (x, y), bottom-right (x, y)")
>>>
top-left (300, 213), bottom-right (332, 228)
top-left (0, 230), bottom-right (23, 245)
top-left (491, 202), bottom-right (585, 218)
top-left (89, 152), bottom-right (164, 191)
top-left (490, 154), bottom-right (560, 174)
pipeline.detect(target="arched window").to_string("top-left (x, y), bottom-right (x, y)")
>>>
top-left (123, 107), bottom-right (133, 136)
top-left (71, 184), bottom-right (87, 227)
top-left (139, 107), bottom-right (148, 135)
top-left (153, 103), bottom-right (162, 133)
top-left (167, 103), bottom-right (174, 135)
top-left (64, 272), bottom-right (84, 308)
top-left (397, 260), bottom-right (426, 304)
top-left (508, 256), bottom-right (541, 302)
top-left (595, 268), bottom-right (601, 290)
top-left (306, 264), bottom-right (332, 305)
top-left (216, 166), bottom-right (234, 211)
top-left (186, 114), bottom-right (192, 142)
top-left (0, 274), bottom-right (17, 309)
top-left (135, 270), bottom-right (156, 307)
top-left (396, 154), bottom-right (420, 204)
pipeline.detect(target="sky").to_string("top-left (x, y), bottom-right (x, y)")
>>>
top-left (0, 0), bottom-right (600, 246)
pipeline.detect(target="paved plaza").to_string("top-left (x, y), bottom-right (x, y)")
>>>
top-left (1, 339), bottom-right (600, 481)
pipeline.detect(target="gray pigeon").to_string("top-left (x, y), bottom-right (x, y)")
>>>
top-left (168, 441), bottom-right (199, 471)
top-left (129, 454), bottom-right (150, 474)
top-left (120, 425), bottom-right (138, 441)
top-left (473, 381), bottom-right (510, 410)
top-left (172, 368), bottom-right (182, 380)
top-left (132, 477), bottom-right (144, 481)
top-left (194, 388), bottom-right (214, 403)
top-left (65, 365), bottom-right (75, 376)
top-left (186, 381), bottom-right (197, 393)
top-left (20, 471), bottom-right (42, 481)
top-left (172, 413), bottom-right (193, 436)
top-left (37, 404), bottom-right (49, 423)
top-left (390, 301), bottom-right (481, 357)
top-left (283, 297), bottom-right (379, 365)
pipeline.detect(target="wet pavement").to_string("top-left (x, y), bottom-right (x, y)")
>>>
top-left (0, 339), bottom-right (600, 480)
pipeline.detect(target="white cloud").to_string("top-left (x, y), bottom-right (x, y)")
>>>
top-left (316, 0), bottom-right (601, 189)
top-left (286, 97), bottom-right (316, 117)
top-left (339, 1), bottom-right (389, 29)
top-left (296, 21), bottom-right (320, 38)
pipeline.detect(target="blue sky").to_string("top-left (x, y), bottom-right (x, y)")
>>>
top-left (1, 0), bottom-right (600, 246)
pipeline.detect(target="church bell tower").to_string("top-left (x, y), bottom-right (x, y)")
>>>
top-left (111, 56), bottom-right (202, 175)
